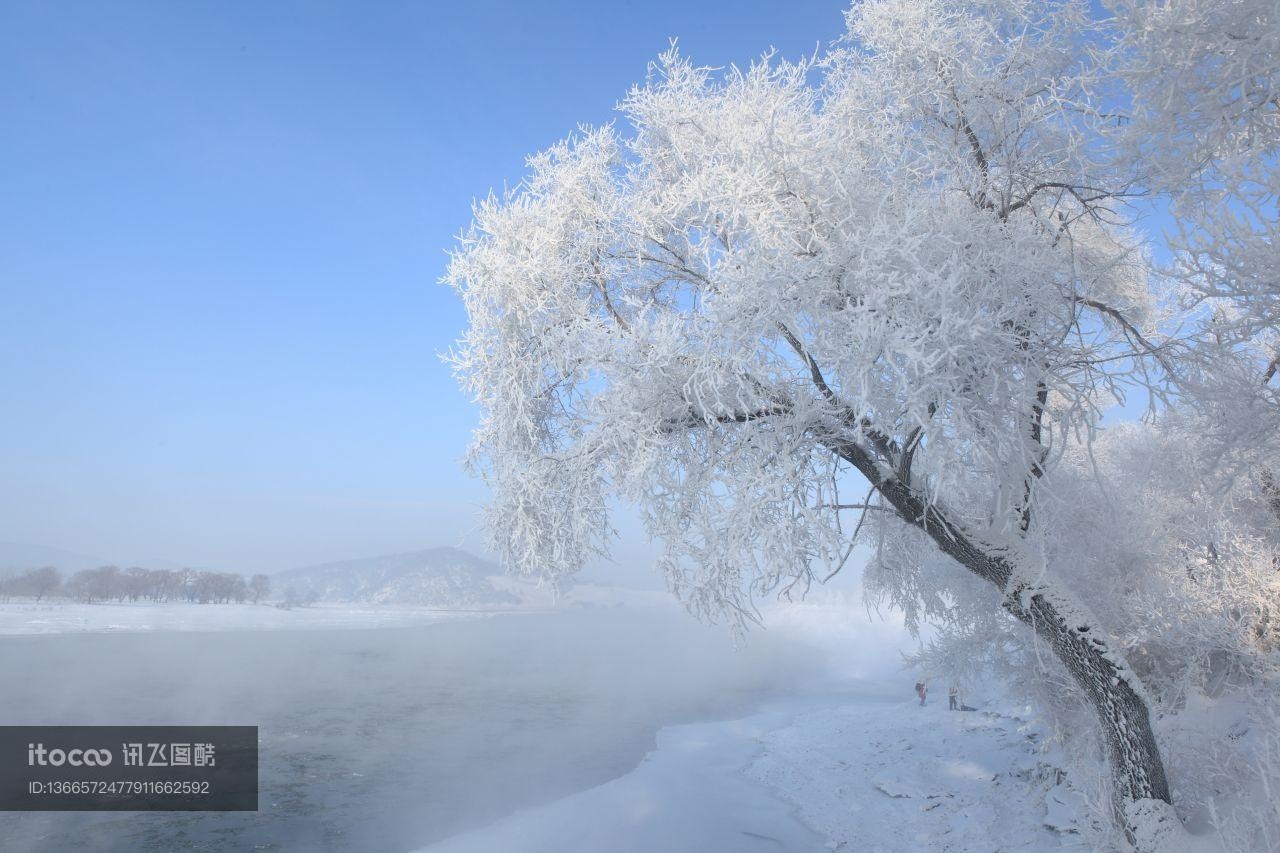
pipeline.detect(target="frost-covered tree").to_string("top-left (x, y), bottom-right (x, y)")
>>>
top-left (445, 0), bottom-right (1278, 841)
top-left (1110, 0), bottom-right (1280, 532)
top-left (249, 573), bottom-right (271, 604)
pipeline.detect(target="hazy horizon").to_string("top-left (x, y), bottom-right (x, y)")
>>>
top-left (0, 1), bottom-right (843, 573)
top-left (0, 535), bottom-right (682, 589)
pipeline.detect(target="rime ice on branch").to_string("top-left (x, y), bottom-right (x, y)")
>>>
top-left (446, 0), bottom-right (1280, 843)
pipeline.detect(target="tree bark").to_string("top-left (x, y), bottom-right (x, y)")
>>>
top-left (825, 435), bottom-right (1172, 817)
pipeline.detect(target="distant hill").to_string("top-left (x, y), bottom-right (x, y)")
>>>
top-left (0, 541), bottom-right (108, 575)
top-left (272, 547), bottom-right (550, 608)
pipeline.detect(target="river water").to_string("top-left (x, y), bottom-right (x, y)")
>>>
top-left (0, 606), bottom-right (826, 851)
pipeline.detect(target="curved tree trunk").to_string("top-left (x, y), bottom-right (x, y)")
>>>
top-left (826, 436), bottom-right (1171, 824)
top-left (1003, 589), bottom-right (1170, 806)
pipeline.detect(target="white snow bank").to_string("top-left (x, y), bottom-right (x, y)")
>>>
top-left (419, 690), bottom-right (1096, 853)
top-left (418, 709), bottom-right (826, 853)
top-left (0, 600), bottom-right (504, 635)
top-left (1126, 799), bottom-right (1222, 853)
top-left (0, 584), bottom-right (684, 636)
top-left (745, 699), bottom-right (1093, 851)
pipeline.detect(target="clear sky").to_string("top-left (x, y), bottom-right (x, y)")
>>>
top-left (0, 1), bottom-right (847, 572)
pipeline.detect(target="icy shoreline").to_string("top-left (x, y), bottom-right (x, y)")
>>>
top-left (417, 705), bottom-right (829, 853)
top-left (0, 584), bottom-right (682, 636)
top-left (3, 592), bottom-right (1100, 851)
top-left (1, 606), bottom-right (825, 851)
top-left (419, 691), bottom-right (1095, 853)
top-left (0, 600), bottom-right (538, 635)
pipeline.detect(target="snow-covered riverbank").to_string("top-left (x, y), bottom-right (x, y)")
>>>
top-left (0, 585), bottom-right (677, 635)
top-left (0, 600), bottom-right (509, 634)
top-left (420, 691), bottom-right (1096, 853)
top-left (5, 590), bottom-right (1106, 851)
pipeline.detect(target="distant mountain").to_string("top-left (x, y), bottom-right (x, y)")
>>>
top-left (272, 547), bottom-right (548, 608)
top-left (0, 541), bottom-right (108, 575)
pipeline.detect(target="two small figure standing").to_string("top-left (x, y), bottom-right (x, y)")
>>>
top-left (918, 681), bottom-right (964, 709)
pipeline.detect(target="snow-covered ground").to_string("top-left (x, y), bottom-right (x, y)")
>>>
top-left (418, 693), bottom-right (1094, 853)
top-left (748, 699), bottom-right (1097, 851)
top-left (411, 590), bottom-right (1100, 853)
top-left (0, 584), bottom-right (672, 635)
top-left (0, 600), bottom-right (509, 634)
top-left (419, 707), bottom-right (828, 853)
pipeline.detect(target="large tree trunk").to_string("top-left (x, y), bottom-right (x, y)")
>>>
top-left (827, 436), bottom-right (1171, 827)
top-left (1003, 589), bottom-right (1170, 805)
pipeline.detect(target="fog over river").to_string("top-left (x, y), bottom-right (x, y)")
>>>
top-left (0, 605), bottom-right (842, 851)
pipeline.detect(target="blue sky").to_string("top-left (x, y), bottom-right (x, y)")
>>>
top-left (0, 1), bottom-right (845, 572)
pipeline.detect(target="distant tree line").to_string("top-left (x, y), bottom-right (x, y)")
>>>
top-left (0, 566), bottom-right (272, 605)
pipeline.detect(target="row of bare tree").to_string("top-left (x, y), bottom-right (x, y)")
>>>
top-left (0, 566), bottom-right (272, 605)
